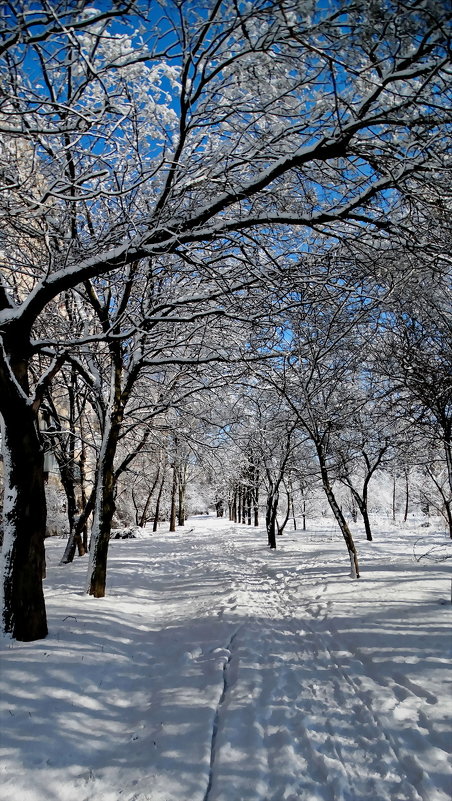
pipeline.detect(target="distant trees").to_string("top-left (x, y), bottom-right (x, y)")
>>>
top-left (381, 308), bottom-right (452, 536)
top-left (1, 0), bottom-right (451, 639)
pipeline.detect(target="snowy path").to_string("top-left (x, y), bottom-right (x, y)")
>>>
top-left (1, 517), bottom-right (451, 801)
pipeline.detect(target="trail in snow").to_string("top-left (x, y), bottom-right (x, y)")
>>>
top-left (0, 516), bottom-right (451, 801)
top-left (202, 626), bottom-right (243, 801)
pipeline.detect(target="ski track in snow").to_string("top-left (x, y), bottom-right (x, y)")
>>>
top-left (0, 517), bottom-right (451, 801)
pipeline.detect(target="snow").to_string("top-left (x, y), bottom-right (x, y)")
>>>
top-left (1, 516), bottom-right (451, 801)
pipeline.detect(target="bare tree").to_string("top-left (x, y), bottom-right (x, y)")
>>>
top-left (1, 0), bottom-right (451, 638)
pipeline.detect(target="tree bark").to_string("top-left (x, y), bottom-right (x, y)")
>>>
top-left (351, 488), bottom-right (373, 542)
top-left (153, 470), bottom-right (166, 532)
top-left (316, 443), bottom-right (360, 577)
top-left (78, 416), bottom-right (89, 552)
top-left (266, 490), bottom-right (279, 549)
top-left (139, 468), bottom-right (161, 528)
top-left (403, 468), bottom-right (409, 523)
top-left (0, 334), bottom-right (48, 641)
top-left (444, 500), bottom-right (452, 539)
top-left (60, 487), bottom-right (95, 564)
top-left (392, 472), bottom-right (397, 522)
top-left (0, 405), bottom-right (48, 641)
top-left (169, 464), bottom-right (177, 532)
top-left (246, 487), bottom-right (252, 525)
top-left (86, 400), bottom-right (123, 597)
top-left (177, 466), bottom-right (186, 526)
top-left (232, 487), bottom-right (238, 523)
top-left (277, 489), bottom-right (291, 535)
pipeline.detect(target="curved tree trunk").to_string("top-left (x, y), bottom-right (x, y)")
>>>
top-left (316, 443), bottom-right (360, 578)
top-left (352, 489), bottom-right (373, 542)
top-left (360, 501), bottom-right (373, 542)
top-left (276, 489), bottom-right (291, 536)
top-left (60, 487), bottom-right (95, 564)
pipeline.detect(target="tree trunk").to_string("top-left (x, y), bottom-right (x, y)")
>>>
top-left (277, 489), bottom-right (291, 535)
top-left (403, 468), bottom-right (409, 523)
top-left (86, 404), bottom-right (123, 597)
top-left (316, 443), bottom-right (360, 577)
top-left (139, 468), bottom-right (161, 528)
top-left (0, 409), bottom-right (48, 641)
top-left (392, 472), bottom-right (397, 522)
top-left (232, 487), bottom-right (238, 523)
top-left (444, 499), bottom-right (452, 539)
top-left (253, 489), bottom-right (259, 527)
top-left (266, 491), bottom-right (279, 549)
top-left (177, 467), bottom-right (186, 526)
top-left (237, 485), bottom-right (242, 523)
top-left (56, 457), bottom-right (82, 563)
top-left (0, 336), bottom-right (48, 641)
top-left (153, 470), bottom-right (166, 532)
top-left (60, 487), bottom-right (95, 564)
top-left (252, 469), bottom-right (259, 526)
top-left (352, 489), bottom-right (373, 542)
top-left (78, 419), bottom-right (89, 552)
top-left (360, 500), bottom-right (373, 542)
top-left (169, 464), bottom-right (177, 532)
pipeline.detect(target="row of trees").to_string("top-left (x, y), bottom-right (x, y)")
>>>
top-left (0, 0), bottom-right (451, 640)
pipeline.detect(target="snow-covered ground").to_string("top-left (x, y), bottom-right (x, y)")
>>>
top-left (1, 517), bottom-right (451, 801)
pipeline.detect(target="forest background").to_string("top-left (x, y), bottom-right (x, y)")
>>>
top-left (0, 0), bottom-right (451, 642)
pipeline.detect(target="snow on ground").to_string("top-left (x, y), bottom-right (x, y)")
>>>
top-left (0, 516), bottom-right (451, 801)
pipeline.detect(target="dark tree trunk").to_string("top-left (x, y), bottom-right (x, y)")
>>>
top-left (392, 472), bottom-right (397, 522)
top-left (352, 489), bottom-right (373, 542)
top-left (266, 491), bottom-right (279, 549)
top-left (169, 464), bottom-right (177, 532)
top-left (177, 468), bottom-right (186, 526)
top-left (86, 404), bottom-right (123, 597)
top-left (403, 468), bottom-right (410, 523)
top-left (254, 503), bottom-right (259, 527)
top-left (86, 475), bottom-right (115, 597)
top-left (316, 443), bottom-right (360, 577)
top-left (60, 487), bottom-right (95, 564)
top-left (246, 487), bottom-right (252, 525)
top-left (153, 470), bottom-right (166, 532)
top-left (0, 337), bottom-right (48, 641)
top-left (277, 489), bottom-right (291, 535)
top-left (360, 500), bottom-right (373, 542)
top-left (139, 469), bottom-right (161, 528)
top-left (0, 408), bottom-right (48, 641)
top-left (444, 500), bottom-right (452, 539)
top-left (252, 468), bottom-right (259, 526)
top-left (56, 457), bottom-right (82, 562)
top-left (232, 487), bottom-right (238, 523)
top-left (237, 485), bottom-right (242, 523)
top-left (78, 420), bottom-right (89, 553)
